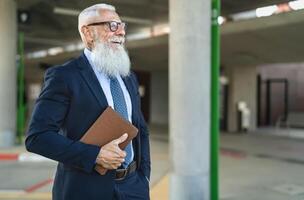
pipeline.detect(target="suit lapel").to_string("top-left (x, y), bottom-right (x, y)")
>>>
top-left (122, 75), bottom-right (137, 123)
top-left (76, 53), bottom-right (108, 109)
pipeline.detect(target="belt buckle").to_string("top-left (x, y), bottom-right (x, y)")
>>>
top-left (116, 168), bottom-right (128, 181)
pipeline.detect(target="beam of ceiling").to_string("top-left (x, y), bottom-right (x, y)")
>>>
top-left (221, 10), bottom-right (304, 66)
top-left (20, 0), bottom-right (304, 72)
top-left (222, 0), bottom-right (291, 15)
top-left (222, 9), bottom-right (304, 35)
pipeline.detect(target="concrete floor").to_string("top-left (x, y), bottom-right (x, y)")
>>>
top-left (220, 131), bottom-right (304, 200)
top-left (1, 126), bottom-right (304, 199)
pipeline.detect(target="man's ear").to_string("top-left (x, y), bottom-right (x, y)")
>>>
top-left (81, 26), bottom-right (94, 47)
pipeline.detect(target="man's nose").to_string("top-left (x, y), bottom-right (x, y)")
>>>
top-left (115, 25), bottom-right (125, 36)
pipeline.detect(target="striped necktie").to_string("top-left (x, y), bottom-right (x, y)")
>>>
top-left (109, 76), bottom-right (134, 168)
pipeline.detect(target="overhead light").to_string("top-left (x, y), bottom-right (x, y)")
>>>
top-left (54, 7), bottom-right (80, 16)
top-left (217, 16), bottom-right (226, 25)
top-left (230, 10), bottom-right (256, 21)
top-left (18, 10), bottom-right (31, 24)
top-left (126, 29), bottom-right (151, 41)
top-left (152, 23), bottom-right (170, 36)
top-left (65, 44), bottom-right (78, 52)
top-left (256, 5), bottom-right (278, 17)
top-left (27, 50), bottom-right (48, 59)
top-left (289, 0), bottom-right (304, 10)
top-left (48, 47), bottom-right (64, 56)
top-left (220, 76), bottom-right (229, 85)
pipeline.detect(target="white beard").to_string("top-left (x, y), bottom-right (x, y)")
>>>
top-left (91, 40), bottom-right (131, 77)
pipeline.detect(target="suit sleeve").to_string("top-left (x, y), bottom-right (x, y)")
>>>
top-left (131, 73), bottom-right (151, 179)
top-left (25, 67), bottom-right (100, 173)
top-left (139, 108), bottom-right (151, 180)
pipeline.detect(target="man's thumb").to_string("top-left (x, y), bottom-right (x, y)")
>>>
top-left (117, 133), bottom-right (128, 144)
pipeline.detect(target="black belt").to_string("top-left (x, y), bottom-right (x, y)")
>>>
top-left (115, 161), bottom-right (137, 181)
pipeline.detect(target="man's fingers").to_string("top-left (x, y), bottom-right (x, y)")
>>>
top-left (100, 150), bottom-right (125, 162)
top-left (102, 155), bottom-right (125, 163)
top-left (113, 163), bottom-right (122, 169)
top-left (102, 141), bottom-right (126, 157)
top-left (97, 148), bottom-right (125, 170)
top-left (105, 146), bottom-right (126, 158)
top-left (113, 149), bottom-right (126, 158)
top-left (100, 150), bottom-right (118, 159)
top-left (99, 158), bottom-right (123, 169)
top-left (114, 133), bottom-right (128, 145)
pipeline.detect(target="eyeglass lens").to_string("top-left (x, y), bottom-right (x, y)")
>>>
top-left (109, 22), bottom-right (126, 32)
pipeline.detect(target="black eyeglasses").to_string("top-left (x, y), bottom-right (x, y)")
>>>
top-left (87, 21), bottom-right (127, 32)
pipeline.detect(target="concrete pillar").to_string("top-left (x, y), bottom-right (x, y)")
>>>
top-left (0, 0), bottom-right (17, 147)
top-left (169, 0), bottom-right (210, 199)
top-left (225, 65), bottom-right (257, 132)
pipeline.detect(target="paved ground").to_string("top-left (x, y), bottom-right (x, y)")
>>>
top-left (0, 133), bottom-right (169, 200)
top-left (1, 126), bottom-right (304, 199)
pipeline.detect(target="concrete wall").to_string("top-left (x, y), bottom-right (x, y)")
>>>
top-left (259, 63), bottom-right (304, 111)
top-left (150, 70), bottom-right (168, 125)
top-left (225, 65), bottom-right (257, 132)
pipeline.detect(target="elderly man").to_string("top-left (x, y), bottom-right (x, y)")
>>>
top-left (25, 3), bottom-right (150, 200)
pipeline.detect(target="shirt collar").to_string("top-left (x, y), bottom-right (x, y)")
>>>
top-left (84, 48), bottom-right (97, 72)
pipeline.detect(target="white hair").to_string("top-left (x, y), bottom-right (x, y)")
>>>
top-left (78, 4), bottom-right (116, 43)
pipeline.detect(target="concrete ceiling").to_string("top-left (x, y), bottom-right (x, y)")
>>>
top-left (19, 0), bottom-right (303, 74)
top-left (221, 9), bottom-right (304, 67)
top-left (17, 0), bottom-right (168, 52)
top-left (18, 0), bottom-right (290, 52)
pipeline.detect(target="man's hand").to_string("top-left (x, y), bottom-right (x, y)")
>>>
top-left (96, 133), bottom-right (128, 170)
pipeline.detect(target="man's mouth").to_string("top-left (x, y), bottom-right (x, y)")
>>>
top-left (111, 41), bottom-right (122, 45)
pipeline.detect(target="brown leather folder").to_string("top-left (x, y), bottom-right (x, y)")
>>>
top-left (80, 106), bottom-right (138, 175)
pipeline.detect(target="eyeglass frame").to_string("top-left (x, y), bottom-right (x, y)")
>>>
top-left (86, 21), bottom-right (127, 32)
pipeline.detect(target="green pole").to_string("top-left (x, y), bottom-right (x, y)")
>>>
top-left (211, 0), bottom-right (220, 199)
top-left (17, 32), bottom-right (25, 144)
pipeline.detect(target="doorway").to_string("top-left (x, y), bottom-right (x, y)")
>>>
top-left (258, 77), bottom-right (289, 126)
top-left (134, 70), bottom-right (151, 123)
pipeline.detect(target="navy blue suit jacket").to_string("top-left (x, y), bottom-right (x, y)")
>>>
top-left (25, 53), bottom-right (151, 200)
